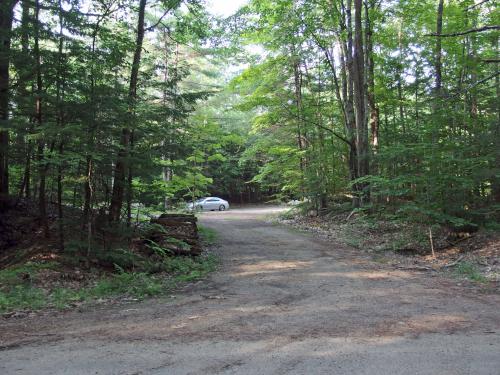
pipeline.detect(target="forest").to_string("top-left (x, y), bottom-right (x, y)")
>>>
top-left (0, 0), bottom-right (498, 258)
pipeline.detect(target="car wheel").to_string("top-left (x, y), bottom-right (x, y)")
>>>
top-left (219, 204), bottom-right (226, 211)
top-left (196, 205), bottom-right (203, 211)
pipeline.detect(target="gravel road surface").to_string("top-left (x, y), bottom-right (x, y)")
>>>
top-left (1, 207), bottom-right (499, 374)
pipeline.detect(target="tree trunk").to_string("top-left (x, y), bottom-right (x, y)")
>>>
top-left (365, 0), bottom-right (379, 152)
top-left (353, 0), bottom-right (369, 204)
top-left (0, 0), bottom-right (17, 201)
top-left (17, 0), bottom-right (32, 199)
top-left (126, 130), bottom-right (134, 228)
top-left (56, 0), bottom-right (65, 250)
top-left (293, 56), bottom-right (307, 194)
top-left (109, 0), bottom-right (147, 222)
top-left (342, 0), bottom-right (360, 206)
top-left (492, 36), bottom-right (500, 203)
top-left (162, 30), bottom-right (172, 210)
top-left (434, 0), bottom-right (444, 97)
top-left (34, 0), bottom-right (49, 237)
top-left (396, 21), bottom-right (406, 133)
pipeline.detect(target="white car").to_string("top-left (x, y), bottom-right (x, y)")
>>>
top-left (186, 197), bottom-right (229, 211)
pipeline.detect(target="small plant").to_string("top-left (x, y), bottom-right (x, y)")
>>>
top-left (199, 226), bottom-right (218, 245)
top-left (145, 239), bottom-right (172, 257)
top-left (345, 236), bottom-right (361, 248)
top-left (165, 237), bottom-right (191, 251)
top-left (90, 272), bottom-right (164, 299)
top-left (0, 261), bottom-right (58, 287)
top-left (453, 262), bottom-right (488, 283)
top-left (0, 285), bottom-right (47, 312)
top-left (279, 207), bottom-right (298, 220)
top-left (0, 253), bottom-right (218, 313)
top-left (140, 223), bottom-right (169, 238)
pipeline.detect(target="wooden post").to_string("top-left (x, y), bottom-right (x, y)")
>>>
top-left (429, 226), bottom-right (436, 258)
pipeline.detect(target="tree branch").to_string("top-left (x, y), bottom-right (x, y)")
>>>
top-left (276, 101), bottom-right (352, 147)
top-left (466, 0), bottom-right (491, 11)
top-left (482, 58), bottom-right (500, 63)
top-left (145, 1), bottom-right (183, 32)
top-left (426, 25), bottom-right (499, 37)
top-left (449, 72), bottom-right (500, 99)
top-left (145, 9), bottom-right (171, 32)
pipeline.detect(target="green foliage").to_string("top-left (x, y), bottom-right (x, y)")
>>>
top-left (225, 0), bottom-right (500, 224)
top-left (162, 254), bottom-right (218, 282)
top-left (145, 239), bottom-right (173, 257)
top-left (0, 286), bottom-right (47, 312)
top-left (278, 208), bottom-right (298, 220)
top-left (453, 262), bottom-right (488, 283)
top-left (94, 248), bottom-right (147, 271)
top-left (0, 254), bottom-right (218, 313)
top-left (0, 262), bottom-right (55, 312)
top-left (198, 225), bottom-right (218, 245)
top-left (90, 272), bottom-right (164, 299)
top-left (0, 261), bottom-right (58, 286)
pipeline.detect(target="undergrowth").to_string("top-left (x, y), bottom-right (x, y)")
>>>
top-left (0, 252), bottom-right (218, 313)
top-left (198, 225), bottom-right (218, 245)
top-left (453, 261), bottom-right (488, 283)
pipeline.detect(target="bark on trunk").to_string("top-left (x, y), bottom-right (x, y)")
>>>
top-left (0, 0), bottom-right (17, 200)
top-left (492, 36), bottom-right (500, 203)
top-left (56, 0), bottom-right (65, 250)
top-left (17, 0), bottom-right (32, 199)
top-left (34, 0), bottom-right (49, 237)
top-left (293, 57), bottom-right (307, 188)
top-left (109, 0), bottom-right (147, 222)
top-left (342, 0), bottom-right (360, 205)
top-left (434, 0), bottom-right (444, 97)
top-left (365, 0), bottom-right (379, 152)
top-left (353, 0), bottom-right (369, 204)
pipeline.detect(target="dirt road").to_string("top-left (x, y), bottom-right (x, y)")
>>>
top-left (1, 207), bottom-right (500, 374)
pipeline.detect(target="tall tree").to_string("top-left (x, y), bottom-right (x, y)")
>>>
top-left (34, 0), bottom-right (49, 237)
top-left (365, 0), bottom-right (379, 152)
top-left (109, 0), bottom-right (147, 222)
top-left (434, 0), bottom-right (444, 97)
top-left (0, 0), bottom-right (17, 200)
top-left (352, 0), bottom-right (369, 204)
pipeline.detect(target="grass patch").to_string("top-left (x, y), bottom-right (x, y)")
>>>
top-left (0, 285), bottom-right (47, 311)
top-left (198, 225), bottom-right (218, 245)
top-left (345, 236), bottom-right (362, 248)
top-left (453, 261), bottom-right (488, 283)
top-left (0, 254), bottom-right (218, 314)
top-left (0, 261), bottom-right (57, 311)
top-left (163, 253), bottom-right (218, 282)
top-left (0, 261), bottom-right (58, 286)
top-left (278, 208), bottom-right (298, 220)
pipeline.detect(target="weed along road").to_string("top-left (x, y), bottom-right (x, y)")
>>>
top-left (1, 207), bottom-right (500, 374)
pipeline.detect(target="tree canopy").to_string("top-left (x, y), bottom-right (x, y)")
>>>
top-left (0, 0), bottom-right (498, 249)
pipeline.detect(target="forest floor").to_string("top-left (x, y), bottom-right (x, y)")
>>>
top-left (0, 198), bottom-right (219, 314)
top-left (1, 206), bottom-right (500, 374)
top-left (278, 210), bottom-right (500, 291)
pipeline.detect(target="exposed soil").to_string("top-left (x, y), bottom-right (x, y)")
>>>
top-left (1, 207), bottom-right (500, 374)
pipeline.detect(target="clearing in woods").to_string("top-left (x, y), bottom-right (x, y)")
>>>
top-left (1, 207), bottom-right (499, 374)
